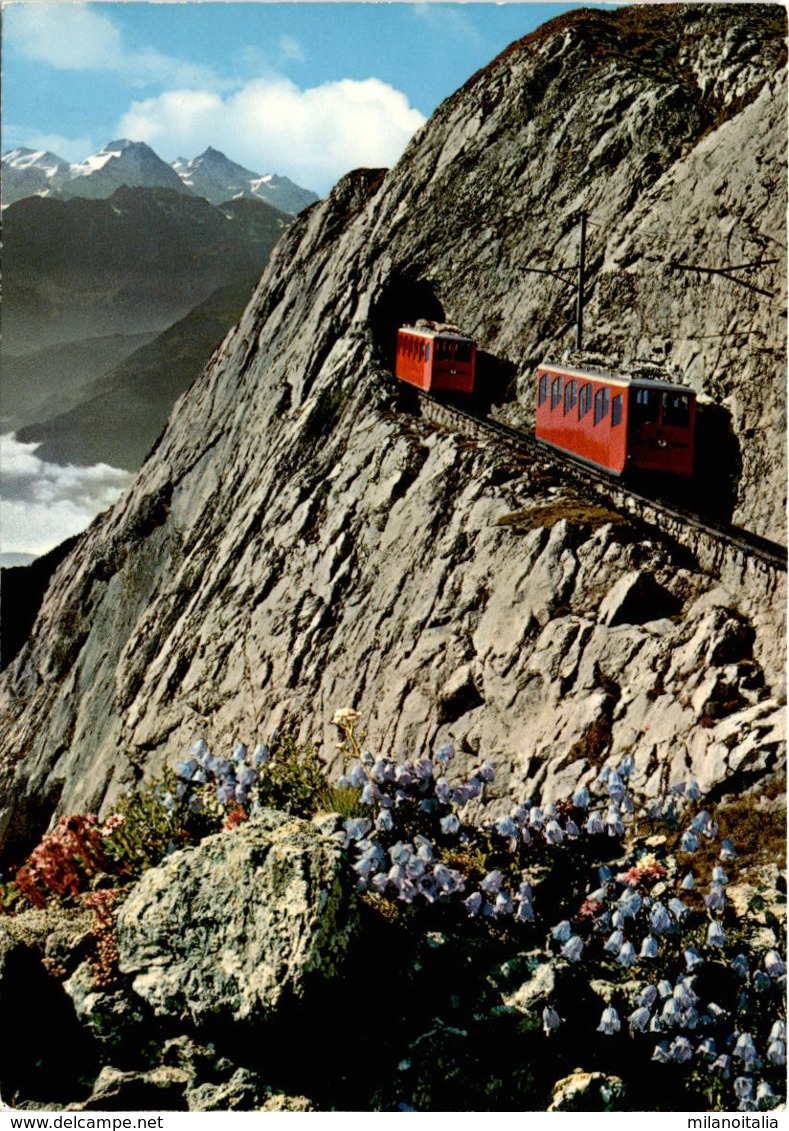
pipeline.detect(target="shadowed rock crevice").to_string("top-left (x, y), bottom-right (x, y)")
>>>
top-left (0, 934), bottom-right (99, 1103)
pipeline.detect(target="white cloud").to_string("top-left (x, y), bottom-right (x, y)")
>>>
top-left (119, 76), bottom-right (426, 193)
top-left (7, 3), bottom-right (123, 70)
top-left (1, 434), bottom-right (133, 558)
top-left (278, 35), bottom-right (306, 66)
top-left (412, 3), bottom-right (484, 45)
top-left (6, 2), bottom-right (224, 89)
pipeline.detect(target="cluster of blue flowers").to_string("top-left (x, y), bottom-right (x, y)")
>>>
top-left (174, 738), bottom-right (273, 811)
top-left (335, 743), bottom-right (550, 920)
top-left (330, 722), bottom-right (785, 1112)
top-left (169, 715), bottom-right (784, 1113)
top-left (538, 759), bottom-right (786, 1112)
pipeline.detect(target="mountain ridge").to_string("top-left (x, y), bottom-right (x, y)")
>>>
top-left (3, 184), bottom-right (291, 366)
top-left (1, 139), bottom-right (319, 213)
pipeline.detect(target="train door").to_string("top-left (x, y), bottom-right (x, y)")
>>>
top-left (628, 385), bottom-right (695, 476)
top-left (431, 335), bottom-right (475, 394)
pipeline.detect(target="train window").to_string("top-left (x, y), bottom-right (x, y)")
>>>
top-left (579, 383), bottom-right (592, 419)
top-left (425, 343), bottom-right (431, 362)
top-left (662, 392), bottom-right (690, 426)
top-left (594, 387), bottom-right (610, 425)
top-left (612, 394), bottom-right (623, 426)
top-left (632, 387), bottom-right (659, 423)
top-left (538, 374), bottom-right (549, 405)
top-left (564, 379), bottom-right (577, 415)
top-left (551, 376), bottom-right (563, 409)
top-left (455, 341), bottom-right (472, 362)
top-left (436, 339), bottom-right (449, 359)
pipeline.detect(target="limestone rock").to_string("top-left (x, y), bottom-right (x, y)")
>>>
top-left (501, 956), bottom-right (556, 1015)
top-left (67, 1066), bottom-right (190, 1112)
top-left (116, 810), bottom-right (359, 1025)
top-left (186, 1069), bottom-right (268, 1112)
top-left (548, 1070), bottom-right (627, 1112)
top-left (259, 1093), bottom-right (315, 1112)
top-left (598, 570), bottom-right (677, 627)
top-left (63, 961), bottom-right (151, 1051)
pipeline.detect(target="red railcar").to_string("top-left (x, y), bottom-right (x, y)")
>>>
top-left (535, 362), bottom-right (696, 478)
top-left (395, 325), bottom-right (476, 395)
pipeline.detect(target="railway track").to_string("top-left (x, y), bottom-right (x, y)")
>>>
top-left (416, 390), bottom-right (788, 577)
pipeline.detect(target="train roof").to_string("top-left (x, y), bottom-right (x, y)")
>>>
top-left (399, 324), bottom-right (474, 343)
top-left (538, 360), bottom-right (695, 396)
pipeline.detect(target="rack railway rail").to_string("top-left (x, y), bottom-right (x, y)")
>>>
top-left (416, 390), bottom-right (787, 582)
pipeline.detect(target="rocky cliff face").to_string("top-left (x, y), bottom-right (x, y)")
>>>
top-left (1, 4), bottom-right (785, 861)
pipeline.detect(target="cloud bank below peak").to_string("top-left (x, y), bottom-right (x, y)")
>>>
top-left (118, 76), bottom-right (427, 195)
top-left (1, 434), bottom-right (134, 560)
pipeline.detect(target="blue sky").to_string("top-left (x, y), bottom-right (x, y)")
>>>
top-left (2, 2), bottom-right (599, 194)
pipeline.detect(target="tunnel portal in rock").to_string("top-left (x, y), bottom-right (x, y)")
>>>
top-left (371, 274), bottom-right (446, 368)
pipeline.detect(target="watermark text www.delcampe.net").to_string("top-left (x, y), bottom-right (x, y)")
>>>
top-left (9, 1118), bottom-right (164, 1130)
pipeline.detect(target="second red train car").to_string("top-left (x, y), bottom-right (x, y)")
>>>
top-left (535, 362), bottom-right (696, 478)
top-left (395, 325), bottom-right (476, 395)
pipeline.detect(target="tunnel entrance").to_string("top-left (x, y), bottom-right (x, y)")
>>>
top-left (369, 272), bottom-right (517, 411)
top-left (370, 273), bottom-right (446, 368)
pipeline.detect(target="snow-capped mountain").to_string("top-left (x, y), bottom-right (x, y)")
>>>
top-left (171, 147), bottom-right (259, 203)
top-left (172, 146), bottom-right (319, 213)
top-left (1, 147), bottom-right (71, 205)
top-left (62, 139), bottom-right (188, 199)
top-left (2, 140), bottom-right (319, 213)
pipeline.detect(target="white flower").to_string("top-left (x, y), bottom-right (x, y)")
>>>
top-left (764, 951), bottom-right (786, 979)
top-left (767, 1039), bottom-right (786, 1067)
top-left (670, 1037), bottom-right (693, 1063)
top-left (597, 1006), bottom-right (621, 1035)
top-left (640, 936), bottom-right (659, 959)
top-left (542, 1006), bottom-right (562, 1034)
top-left (706, 921), bottom-right (725, 948)
top-left (618, 942), bottom-right (637, 967)
top-left (332, 707), bottom-right (360, 726)
top-left (628, 1006), bottom-right (651, 1032)
top-left (561, 935), bottom-right (584, 963)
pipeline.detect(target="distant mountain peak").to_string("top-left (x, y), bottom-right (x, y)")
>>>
top-left (3, 139), bottom-right (319, 213)
top-left (171, 147), bottom-right (319, 213)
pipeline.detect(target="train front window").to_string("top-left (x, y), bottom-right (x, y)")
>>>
top-left (551, 376), bottom-right (563, 409)
top-left (538, 374), bottom-right (549, 405)
top-left (579, 383), bottom-right (592, 419)
top-left (662, 393), bottom-right (690, 426)
top-left (454, 341), bottom-right (472, 362)
top-left (632, 387), bottom-right (659, 423)
top-left (594, 387), bottom-right (610, 426)
top-left (564, 379), bottom-right (577, 415)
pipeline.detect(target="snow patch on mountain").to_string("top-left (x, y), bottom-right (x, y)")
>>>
top-left (171, 146), bottom-right (319, 213)
top-left (2, 140), bottom-right (319, 213)
top-left (61, 139), bottom-right (187, 199)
